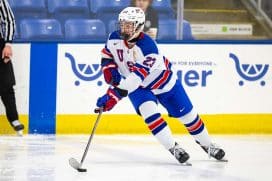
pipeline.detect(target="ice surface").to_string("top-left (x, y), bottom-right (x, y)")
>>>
top-left (0, 135), bottom-right (272, 181)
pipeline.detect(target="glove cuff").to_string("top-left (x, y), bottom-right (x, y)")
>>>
top-left (107, 87), bottom-right (128, 101)
top-left (114, 87), bottom-right (128, 97)
top-left (101, 58), bottom-right (117, 70)
top-left (102, 63), bottom-right (117, 72)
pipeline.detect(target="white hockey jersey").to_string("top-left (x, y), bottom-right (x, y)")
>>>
top-left (101, 31), bottom-right (177, 95)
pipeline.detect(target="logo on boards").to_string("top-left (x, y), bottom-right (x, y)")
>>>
top-left (229, 53), bottom-right (269, 86)
top-left (65, 52), bottom-right (103, 86)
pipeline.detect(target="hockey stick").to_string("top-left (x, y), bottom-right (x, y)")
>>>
top-left (69, 107), bottom-right (103, 172)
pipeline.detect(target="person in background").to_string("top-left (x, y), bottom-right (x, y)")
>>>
top-left (0, 0), bottom-right (24, 136)
top-left (131, 0), bottom-right (158, 39)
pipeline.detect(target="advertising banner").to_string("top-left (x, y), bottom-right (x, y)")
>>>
top-left (57, 44), bottom-right (272, 115)
top-left (191, 24), bottom-right (253, 35)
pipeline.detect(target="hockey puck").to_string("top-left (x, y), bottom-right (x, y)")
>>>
top-left (77, 168), bottom-right (87, 172)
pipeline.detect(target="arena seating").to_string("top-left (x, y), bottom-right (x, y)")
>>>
top-left (158, 20), bottom-right (194, 40)
top-left (65, 19), bottom-right (106, 40)
top-left (14, 27), bottom-right (19, 39)
top-left (90, 0), bottom-right (130, 14)
top-left (8, 0), bottom-right (47, 20)
top-left (20, 19), bottom-right (63, 40)
top-left (8, 0), bottom-right (189, 41)
top-left (152, 0), bottom-right (175, 19)
top-left (182, 20), bottom-right (194, 40)
top-left (47, 0), bottom-right (89, 23)
top-left (108, 20), bottom-right (118, 35)
top-left (90, 0), bottom-right (130, 25)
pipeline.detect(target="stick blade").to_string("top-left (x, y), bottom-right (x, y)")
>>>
top-left (69, 158), bottom-right (87, 172)
top-left (69, 158), bottom-right (80, 169)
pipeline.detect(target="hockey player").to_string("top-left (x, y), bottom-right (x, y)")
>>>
top-left (96, 7), bottom-right (225, 164)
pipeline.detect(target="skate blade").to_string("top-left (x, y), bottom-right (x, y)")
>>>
top-left (181, 162), bottom-right (192, 166)
top-left (17, 130), bottom-right (23, 137)
top-left (218, 159), bottom-right (228, 162)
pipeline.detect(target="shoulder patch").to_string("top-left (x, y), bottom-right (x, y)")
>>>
top-left (136, 34), bottom-right (159, 56)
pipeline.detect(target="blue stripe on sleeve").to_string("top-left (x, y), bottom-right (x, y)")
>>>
top-left (133, 71), bottom-right (145, 81)
top-left (134, 63), bottom-right (150, 71)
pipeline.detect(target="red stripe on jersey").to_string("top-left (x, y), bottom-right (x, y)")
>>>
top-left (151, 71), bottom-right (171, 89)
top-left (164, 58), bottom-right (170, 70)
top-left (129, 66), bottom-right (136, 72)
top-left (138, 68), bottom-right (148, 78)
top-left (124, 40), bottom-right (129, 48)
top-left (101, 48), bottom-right (113, 58)
top-left (139, 32), bottom-right (145, 39)
top-left (187, 119), bottom-right (203, 132)
top-left (131, 66), bottom-right (149, 78)
top-left (148, 118), bottom-right (164, 130)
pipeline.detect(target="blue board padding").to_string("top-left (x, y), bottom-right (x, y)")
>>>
top-left (29, 43), bottom-right (58, 134)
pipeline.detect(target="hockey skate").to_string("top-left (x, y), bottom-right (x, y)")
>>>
top-left (169, 142), bottom-right (191, 166)
top-left (11, 120), bottom-right (24, 136)
top-left (201, 143), bottom-right (227, 162)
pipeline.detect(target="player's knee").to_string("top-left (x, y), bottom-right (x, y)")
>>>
top-left (178, 107), bottom-right (198, 124)
top-left (179, 108), bottom-right (205, 135)
top-left (139, 101), bottom-right (158, 120)
top-left (139, 101), bottom-right (167, 135)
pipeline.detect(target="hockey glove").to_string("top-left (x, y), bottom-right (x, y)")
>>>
top-left (96, 87), bottom-right (128, 112)
top-left (102, 58), bottom-right (121, 86)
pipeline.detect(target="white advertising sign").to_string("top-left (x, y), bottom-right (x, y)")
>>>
top-left (57, 44), bottom-right (272, 114)
top-left (0, 44), bottom-right (31, 114)
top-left (191, 24), bottom-right (253, 35)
